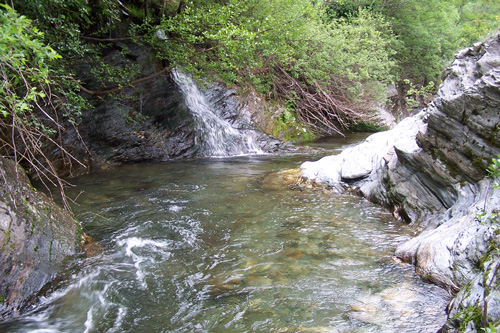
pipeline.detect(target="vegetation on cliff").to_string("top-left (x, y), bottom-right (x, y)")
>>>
top-left (0, 4), bottom-right (87, 209)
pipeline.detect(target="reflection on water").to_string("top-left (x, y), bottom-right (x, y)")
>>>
top-left (0, 141), bottom-right (450, 332)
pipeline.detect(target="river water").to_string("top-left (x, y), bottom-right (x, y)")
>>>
top-left (1, 137), bottom-right (450, 332)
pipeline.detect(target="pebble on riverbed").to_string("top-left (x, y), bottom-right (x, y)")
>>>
top-left (80, 233), bottom-right (103, 258)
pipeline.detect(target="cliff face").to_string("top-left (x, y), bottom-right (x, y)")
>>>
top-left (419, 37), bottom-right (500, 183)
top-left (301, 34), bottom-right (500, 331)
top-left (0, 158), bottom-right (78, 319)
top-left (390, 35), bottom-right (500, 289)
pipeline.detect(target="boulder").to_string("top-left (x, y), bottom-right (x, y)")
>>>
top-left (0, 158), bottom-right (78, 319)
top-left (301, 113), bottom-right (427, 189)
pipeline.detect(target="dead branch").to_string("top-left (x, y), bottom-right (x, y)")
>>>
top-left (272, 64), bottom-right (371, 136)
top-left (75, 67), bottom-right (169, 96)
top-left (81, 36), bottom-right (143, 42)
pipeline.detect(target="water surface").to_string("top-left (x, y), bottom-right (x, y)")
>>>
top-left (1, 140), bottom-right (450, 332)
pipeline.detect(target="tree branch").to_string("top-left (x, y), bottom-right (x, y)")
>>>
top-left (81, 36), bottom-right (143, 42)
top-left (75, 67), bottom-right (169, 96)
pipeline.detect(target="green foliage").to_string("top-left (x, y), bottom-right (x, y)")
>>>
top-left (123, 2), bottom-right (147, 20)
top-left (151, 0), bottom-right (396, 134)
top-left (404, 79), bottom-right (435, 109)
top-left (0, 3), bottom-right (70, 144)
top-left (457, 1), bottom-right (500, 48)
top-left (273, 111), bottom-right (316, 142)
top-left (154, 0), bottom-right (290, 80)
top-left (16, 0), bottom-right (145, 85)
top-left (349, 121), bottom-right (386, 133)
top-left (323, 0), bottom-right (499, 87)
top-left (385, 0), bottom-right (460, 84)
top-left (153, 1), bottom-right (395, 89)
top-left (482, 321), bottom-right (499, 333)
top-left (0, 4), bottom-right (60, 122)
top-left (0, 4), bottom-right (86, 209)
top-left (323, 0), bottom-right (377, 20)
top-left (325, 8), bottom-right (396, 85)
top-left (12, 0), bottom-right (94, 56)
top-left (454, 305), bottom-right (483, 331)
top-left (89, 58), bottom-right (141, 90)
top-left (476, 155), bottom-right (500, 225)
top-left (488, 155), bottom-right (500, 189)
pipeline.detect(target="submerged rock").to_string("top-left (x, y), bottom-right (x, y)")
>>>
top-left (301, 34), bottom-right (500, 330)
top-left (0, 158), bottom-right (79, 319)
top-left (261, 168), bottom-right (303, 191)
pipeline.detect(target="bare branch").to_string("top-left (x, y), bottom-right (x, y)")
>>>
top-left (272, 64), bottom-right (371, 136)
top-left (81, 36), bottom-right (143, 42)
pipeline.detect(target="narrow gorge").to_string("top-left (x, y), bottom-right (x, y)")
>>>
top-left (1, 25), bottom-right (499, 331)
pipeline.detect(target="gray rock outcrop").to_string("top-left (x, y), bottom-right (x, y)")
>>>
top-left (301, 34), bottom-right (500, 331)
top-left (0, 158), bottom-right (78, 319)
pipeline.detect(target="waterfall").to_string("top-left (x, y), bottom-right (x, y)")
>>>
top-left (172, 70), bottom-right (263, 157)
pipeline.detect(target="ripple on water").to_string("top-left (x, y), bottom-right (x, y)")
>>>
top-left (0, 156), bottom-right (451, 332)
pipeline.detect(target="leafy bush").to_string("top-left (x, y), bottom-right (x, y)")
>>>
top-left (0, 4), bottom-right (86, 209)
top-left (152, 0), bottom-right (396, 135)
top-left (323, 0), bottom-right (499, 88)
top-left (457, 1), bottom-right (500, 48)
top-left (488, 155), bottom-right (500, 189)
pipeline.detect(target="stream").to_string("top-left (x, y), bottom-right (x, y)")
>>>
top-left (1, 137), bottom-right (450, 332)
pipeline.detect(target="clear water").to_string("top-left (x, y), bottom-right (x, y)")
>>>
top-left (0, 139), bottom-right (450, 332)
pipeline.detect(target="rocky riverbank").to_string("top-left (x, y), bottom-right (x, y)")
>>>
top-left (0, 158), bottom-right (79, 319)
top-left (301, 34), bottom-right (500, 331)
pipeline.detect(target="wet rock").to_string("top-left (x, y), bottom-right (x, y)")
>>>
top-left (348, 282), bottom-right (448, 330)
top-left (80, 233), bottom-right (103, 258)
top-left (196, 77), bottom-right (285, 154)
top-left (58, 42), bottom-right (282, 175)
top-left (208, 276), bottom-right (243, 296)
top-left (443, 238), bottom-right (500, 332)
top-left (302, 112), bottom-right (428, 194)
top-left (285, 249), bottom-right (305, 259)
top-left (0, 158), bottom-right (78, 319)
top-left (261, 168), bottom-right (303, 191)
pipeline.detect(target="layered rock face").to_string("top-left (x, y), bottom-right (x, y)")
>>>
top-left (0, 158), bottom-right (78, 319)
top-left (301, 34), bottom-right (500, 330)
